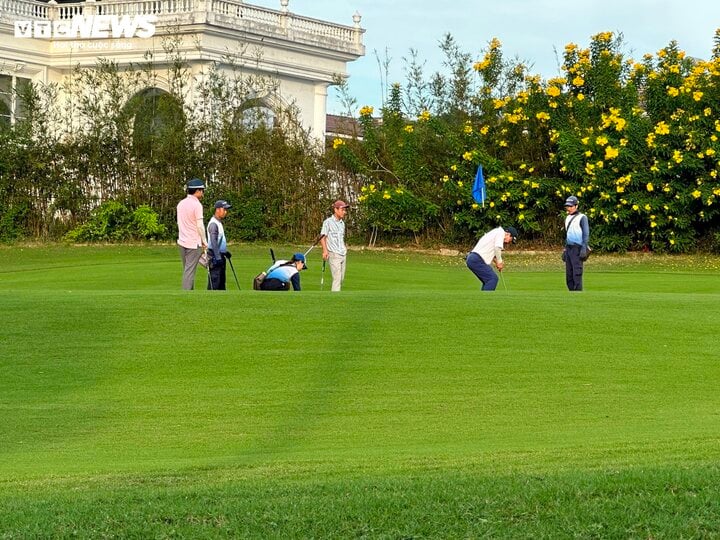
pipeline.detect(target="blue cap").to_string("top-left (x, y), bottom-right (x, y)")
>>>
top-left (187, 178), bottom-right (205, 190)
top-left (564, 195), bottom-right (579, 207)
top-left (214, 200), bottom-right (232, 209)
top-left (291, 252), bottom-right (307, 269)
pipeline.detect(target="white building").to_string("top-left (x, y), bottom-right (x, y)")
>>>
top-left (0, 0), bottom-right (365, 139)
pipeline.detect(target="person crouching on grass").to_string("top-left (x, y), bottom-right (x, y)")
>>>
top-left (259, 253), bottom-right (307, 291)
top-left (466, 226), bottom-right (518, 290)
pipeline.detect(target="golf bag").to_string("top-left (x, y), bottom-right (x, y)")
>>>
top-left (252, 271), bottom-right (266, 290)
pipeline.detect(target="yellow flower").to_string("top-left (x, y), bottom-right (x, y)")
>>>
top-left (706, 148), bottom-right (716, 156)
top-left (577, 93), bottom-right (585, 101)
top-left (518, 213), bottom-right (525, 221)
top-left (693, 91), bottom-right (704, 101)
top-left (667, 86), bottom-right (679, 97)
top-left (531, 182), bottom-right (540, 189)
top-left (462, 151), bottom-right (473, 161)
top-left (584, 150), bottom-right (593, 157)
top-left (632, 204), bottom-right (639, 211)
top-left (480, 125), bottom-right (489, 135)
top-left (536, 111), bottom-right (550, 121)
top-left (463, 124), bottom-right (473, 134)
top-left (644, 204), bottom-right (651, 211)
top-left (672, 150), bottom-right (683, 164)
top-left (650, 221), bottom-right (657, 228)
top-left (499, 140), bottom-right (508, 147)
top-left (655, 121), bottom-right (670, 135)
top-left (383, 192), bottom-right (391, 200)
top-left (547, 86), bottom-right (561, 97)
top-left (518, 203), bottom-right (525, 209)
top-left (404, 125), bottom-right (414, 133)
top-left (442, 175), bottom-right (449, 183)
top-left (359, 105), bottom-right (374, 117)
top-left (692, 190), bottom-right (702, 199)
top-left (647, 183), bottom-right (654, 192)
top-left (457, 181), bottom-right (464, 187)
top-left (472, 203), bottom-right (479, 210)
top-left (605, 146), bottom-right (619, 159)
top-left (332, 138), bottom-right (345, 149)
top-left (596, 135), bottom-right (608, 146)
top-left (572, 76), bottom-right (584, 86)
top-left (451, 165), bottom-right (458, 171)
top-left (489, 201), bottom-right (495, 208)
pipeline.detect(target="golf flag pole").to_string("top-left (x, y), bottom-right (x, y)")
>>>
top-left (472, 165), bottom-right (486, 208)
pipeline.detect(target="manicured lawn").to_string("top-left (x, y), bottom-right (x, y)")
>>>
top-left (1, 244), bottom-right (719, 537)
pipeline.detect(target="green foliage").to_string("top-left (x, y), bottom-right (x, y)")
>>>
top-left (358, 183), bottom-right (437, 235)
top-left (330, 30), bottom-right (720, 252)
top-left (65, 201), bottom-right (166, 242)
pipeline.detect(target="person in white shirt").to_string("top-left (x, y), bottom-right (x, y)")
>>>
top-left (320, 200), bottom-right (349, 292)
top-left (466, 226), bottom-right (518, 290)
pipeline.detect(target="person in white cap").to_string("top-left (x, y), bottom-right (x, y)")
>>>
top-left (176, 178), bottom-right (207, 290)
top-left (320, 200), bottom-right (349, 291)
top-left (562, 195), bottom-right (590, 291)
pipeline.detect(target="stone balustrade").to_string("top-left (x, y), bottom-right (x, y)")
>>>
top-left (1, 0), bottom-right (364, 52)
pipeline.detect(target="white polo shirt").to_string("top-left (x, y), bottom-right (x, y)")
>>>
top-left (471, 226), bottom-right (505, 265)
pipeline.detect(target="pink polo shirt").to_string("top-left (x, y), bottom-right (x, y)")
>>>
top-left (176, 195), bottom-right (204, 249)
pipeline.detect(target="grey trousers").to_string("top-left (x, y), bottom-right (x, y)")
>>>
top-left (328, 251), bottom-right (346, 292)
top-left (180, 246), bottom-right (202, 290)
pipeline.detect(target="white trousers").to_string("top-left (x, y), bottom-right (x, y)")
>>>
top-left (328, 251), bottom-right (346, 292)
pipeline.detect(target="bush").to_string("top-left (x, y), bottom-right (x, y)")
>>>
top-left (65, 201), bottom-right (166, 242)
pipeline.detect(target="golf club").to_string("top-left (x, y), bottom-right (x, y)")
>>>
top-left (304, 234), bottom-right (325, 257)
top-left (205, 253), bottom-right (213, 290)
top-left (227, 257), bottom-right (240, 290)
top-left (321, 260), bottom-right (326, 290)
top-left (499, 269), bottom-right (508, 292)
top-left (270, 248), bottom-right (276, 263)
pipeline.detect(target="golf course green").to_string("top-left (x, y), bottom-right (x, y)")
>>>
top-left (1, 244), bottom-right (719, 537)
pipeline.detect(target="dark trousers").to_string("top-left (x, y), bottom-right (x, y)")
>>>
top-left (208, 257), bottom-right (226, 290)
top-left (260, 278), bottom-right (290, 291)
top-left (565, 244), bottom-right (584, 291)
top-left (466, 252), bottom-right (498, 291)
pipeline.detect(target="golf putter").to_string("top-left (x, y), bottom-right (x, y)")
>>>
top-left (321, 260), bottom-right (326, 290)
top-left (499, 270), bottom-right (508, 292)
top-left (270, 248), bottom-right (276, 263)
top-left (227, 257), bottom-right (241, 290)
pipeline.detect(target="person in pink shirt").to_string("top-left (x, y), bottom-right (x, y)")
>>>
top-left (176, 178), bottom-right (208, 289)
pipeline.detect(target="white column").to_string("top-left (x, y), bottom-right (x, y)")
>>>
top-left (313, 82), bottom-right (328, 142)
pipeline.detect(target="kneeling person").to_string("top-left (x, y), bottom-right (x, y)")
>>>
top-left (260, 253), bottom-right (307, 291)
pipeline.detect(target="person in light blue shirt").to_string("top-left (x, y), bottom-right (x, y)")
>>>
top-left (562, 195), bottom-right (590, 291)
top-left (260, 253), bottom-right (307, 291)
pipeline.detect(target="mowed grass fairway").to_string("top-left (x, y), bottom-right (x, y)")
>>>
top-left (1, 244), bottom-right (720, 537)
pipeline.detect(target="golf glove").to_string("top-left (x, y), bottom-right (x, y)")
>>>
top-left (224, 251), bottom-right (232, 259)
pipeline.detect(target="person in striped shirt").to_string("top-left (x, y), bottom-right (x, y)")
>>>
top-left (320, 200), bottom-right (349, 291)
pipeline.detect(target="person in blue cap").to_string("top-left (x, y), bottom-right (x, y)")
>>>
top-left (259, 253), bottom-right (307, 291)
top-left (207, 200), bottom-right (232, 290)
top-left (562, 195), bottom-right (590, 291)
top-left (466, 226), bottom-right (518, 290)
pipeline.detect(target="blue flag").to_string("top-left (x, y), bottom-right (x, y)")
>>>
top-left (472, 165), bottom-right (486, 207)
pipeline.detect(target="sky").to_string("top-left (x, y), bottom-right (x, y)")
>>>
top-left (250, 0), bottom-right (720, 114)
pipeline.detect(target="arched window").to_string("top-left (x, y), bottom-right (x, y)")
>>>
top-left (237, 97), bottom-right (276, 130)
top-left (125, 87), bottom-right (185, 160)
